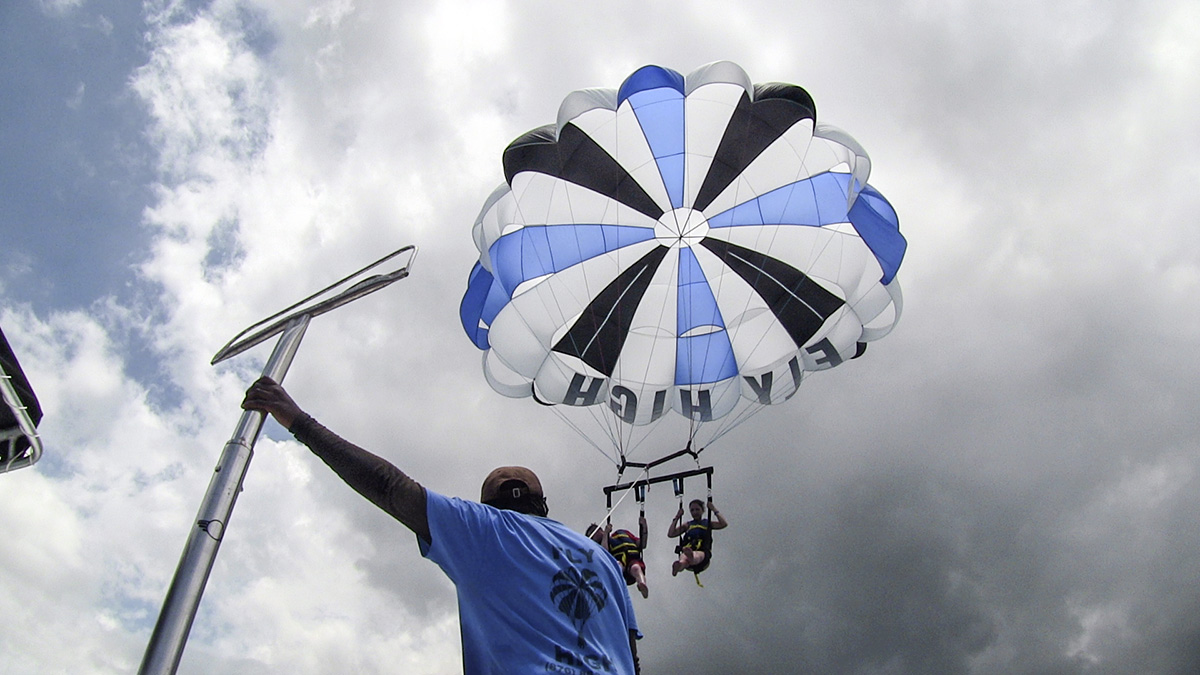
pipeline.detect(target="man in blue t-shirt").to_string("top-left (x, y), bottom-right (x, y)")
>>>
top-left (243, 377), bottom-right (641, 674)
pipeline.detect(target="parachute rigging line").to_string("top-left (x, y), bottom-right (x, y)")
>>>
top-left (547, 403), bottom-right (621, 467)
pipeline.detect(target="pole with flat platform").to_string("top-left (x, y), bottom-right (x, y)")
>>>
top-left (139, 245), bottom-right (417, 675)
top-left (139, 316), bottom-right (309, 675)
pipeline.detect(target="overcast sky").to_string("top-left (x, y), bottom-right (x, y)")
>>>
top-left (2, 0), bottom-right (1199, 673)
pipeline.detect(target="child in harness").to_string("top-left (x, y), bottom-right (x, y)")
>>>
top-left (668, 498), bottom-right (728, 578)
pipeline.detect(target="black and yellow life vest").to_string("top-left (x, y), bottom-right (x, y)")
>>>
top-left (608, 529), bottom-right (642, 566)
top-left (680, 518), bottom-right (712, 553)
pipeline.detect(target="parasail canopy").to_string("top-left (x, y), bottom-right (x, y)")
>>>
top-left (460, 61), bottom-right (906, 467)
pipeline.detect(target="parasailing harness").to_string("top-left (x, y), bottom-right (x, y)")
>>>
top-left (601, 444), bottom-right (716, 587)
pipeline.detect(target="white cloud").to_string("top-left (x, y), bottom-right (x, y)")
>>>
top-left (66, 82), bottom-right (86, 110)
top-left (0, 305), bottom-right (214, 671)
top-left (0, 251), bottom-right (35, 297)
top-left (39, 0), bottom-right (84, 17)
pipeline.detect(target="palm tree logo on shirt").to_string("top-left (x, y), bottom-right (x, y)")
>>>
top-left (550, 567), bottom-right (609, 646)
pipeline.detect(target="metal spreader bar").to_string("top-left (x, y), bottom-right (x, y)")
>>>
top-left (617, 444), bottom-right (701, 475)
top-left (603, 466), bottom-right (714, 505)
top-left (140, 244), bottom-right (417, 675)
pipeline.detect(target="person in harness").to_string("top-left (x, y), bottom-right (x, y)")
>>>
top-left (588, 517), bottom-right (650, 599)
top-left (668, 498), bottom-right (728, 578)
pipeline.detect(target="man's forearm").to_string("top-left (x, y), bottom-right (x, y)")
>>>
top-left (290, 413), bottom-right (430, 542)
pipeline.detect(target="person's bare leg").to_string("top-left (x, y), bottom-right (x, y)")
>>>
top-left (630, 562), bottom-right (648, 598)
top-left (673, 550), bottom-right (707, 577)
top-left (672, 550), bottom-right (693, 576)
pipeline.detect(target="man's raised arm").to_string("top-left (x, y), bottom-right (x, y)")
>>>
top-left (241, 377), bottom-right (430, 543)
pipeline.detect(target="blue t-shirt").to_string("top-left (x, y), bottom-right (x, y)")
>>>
top-left (420, 490), bottom-right (640, 674)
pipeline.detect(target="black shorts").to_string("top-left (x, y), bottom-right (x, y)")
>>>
top-left (675, 545), bottom-right (711, 573)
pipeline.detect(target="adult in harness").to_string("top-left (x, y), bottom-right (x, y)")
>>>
top-left (668, 498), bottom-right (728, 580)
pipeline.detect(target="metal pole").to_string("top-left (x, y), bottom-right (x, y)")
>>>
top-left (140, 316), bottom-right (310, 675)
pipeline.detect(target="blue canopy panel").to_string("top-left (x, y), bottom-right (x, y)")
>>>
top-left (616, 65), bottom-right (686, 106)
top-left (847, 185), bottom-right (906, 284)
top-left (488, 223), bottom-right (656, 297)
top-left (676, 248), bottom-right (737, 385)
top-left (626, 85), bottom-right (685, 209)
top-left (706, 172), bottom-right (906, 284)
top-left (460, 262), bottom-right (509, 349)
top-left (706, 172), bottom-right (855, 228)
